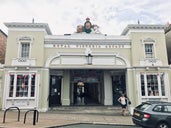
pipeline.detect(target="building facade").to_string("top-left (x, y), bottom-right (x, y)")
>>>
top-left (0, 19), bottom-right (171, 113)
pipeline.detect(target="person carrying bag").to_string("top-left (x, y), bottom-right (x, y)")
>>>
top-left (118, 94), bottom-right (130, 116)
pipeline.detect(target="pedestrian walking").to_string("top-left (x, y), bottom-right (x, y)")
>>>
top-left (118, 93), bottom-right (129, 116)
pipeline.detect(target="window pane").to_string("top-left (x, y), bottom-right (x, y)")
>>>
top-left (9, 74), bottom-right (14, 97)
top-left (145, 44), bottom-right (153, 58)
top-left (160, 73), bottom-right (165, 96)
top-left (140, 74), bottom-right (145, 96)
top-left (21, 43), bottom-right (30, 58)
top-left (140, 73), bottom-right (167, 97)
top-left (164, 105), bottom-right (171, 113)
top-left (16, 74), bottom-right (29, 97)
top-left (31, 74), bottom-right (36, 97)
top-left (153, 105), bottom-right (162, 112)
top-left (147, 74), bottom-right (159, 96)
top-left (136, 103), bottom-right (151, 110)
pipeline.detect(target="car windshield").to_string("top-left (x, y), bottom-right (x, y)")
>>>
top-left (136, 103), bottom-right (151, 111)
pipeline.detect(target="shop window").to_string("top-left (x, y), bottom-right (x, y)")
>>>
top-left (9, 74), bottom-right (14, 97)
top-left (8, 73), bottom-right (36, 98)
top-left (140, 73), bottom-right (166, 97)
top-left (31, 74), bottom-right (36, 97)
top-left (147, 74), bottom-right (158, 96)
top-left (16, 74), bottom-right (29, 97)
top-left (141, 75), bottom-right (145, 96)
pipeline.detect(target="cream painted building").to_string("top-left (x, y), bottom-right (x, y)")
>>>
top-left (0, 19), bottom-right (171, 113)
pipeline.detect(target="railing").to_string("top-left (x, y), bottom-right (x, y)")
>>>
top-left (24, 109), bottom-right (39, 125)
top-left (3, 107), bottom-right (20, 123)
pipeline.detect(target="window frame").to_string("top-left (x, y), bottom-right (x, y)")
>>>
top-left (17, 36), bottom-right (33, 59)
top-left (163, 105), bottom-right (171, 113)
top-left (144, 44), bottom-right (154, 58)
top-left (140, 73), bottom-right (166, 98)
top-left (153, 105), bottom-right (162, 112)
top-left (142, 38), bottom-right (156, 59)
top-left (20, 42), bottom-right (30, 58)
top-left (7, 72), bottom-right (37, 99)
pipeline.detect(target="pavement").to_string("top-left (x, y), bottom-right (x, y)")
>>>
top-left (0, 106), bottom-right (135, 128)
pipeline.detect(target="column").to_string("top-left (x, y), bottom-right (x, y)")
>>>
top-left (104, 71), bottom-right (113, 105)
top-left (61, 70), bottom-right (70, 105)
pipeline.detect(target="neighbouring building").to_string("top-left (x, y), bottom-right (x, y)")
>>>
top-left (0, 18), bottom-right (171, 114)
top-left (0, 29), bottom-right (7, 106)
top-left (0, 29), bottom-right (7, 64)
top-left (165, 24), bottom-right (171, 64)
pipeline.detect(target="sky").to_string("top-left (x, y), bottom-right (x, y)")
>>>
top-left (0, 0), bottom-right (171, 35)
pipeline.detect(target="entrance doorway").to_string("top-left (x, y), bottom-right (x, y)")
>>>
top-left (70, 70), bottom-right (103, 106)
top-left (112, 74), bottom-right (126, 106)
top-left (49, 75), bottom-right (62, 107)
top-left (73, 82), bottom-right (100, 105)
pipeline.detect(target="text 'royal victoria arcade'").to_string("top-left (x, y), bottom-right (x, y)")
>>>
top-left (0, 18), bottom-right (171, 113)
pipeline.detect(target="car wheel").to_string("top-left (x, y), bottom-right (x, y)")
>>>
top-left (157, 122), bottom-right (169, 128)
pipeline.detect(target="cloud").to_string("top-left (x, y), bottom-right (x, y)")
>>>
top-left (1, 0), bottom-right (171, 35)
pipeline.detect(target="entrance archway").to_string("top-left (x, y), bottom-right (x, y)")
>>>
top-left (70, 70), bottom-right (103, 106)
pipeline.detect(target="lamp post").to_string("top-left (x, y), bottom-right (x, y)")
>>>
top-left (86, 53), bottom-right (93, 65)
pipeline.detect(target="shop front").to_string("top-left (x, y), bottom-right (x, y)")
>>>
top-left (3, 70), bottom-right (39, 109)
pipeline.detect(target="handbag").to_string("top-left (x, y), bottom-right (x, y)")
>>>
top-left (128, 101), bottom-right (131, 105)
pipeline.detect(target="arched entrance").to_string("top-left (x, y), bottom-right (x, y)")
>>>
top-left (70, 69), bottom-right (104, 106)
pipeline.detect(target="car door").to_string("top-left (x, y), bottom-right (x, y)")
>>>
top-left (163, 105), bottom-right (171, 127)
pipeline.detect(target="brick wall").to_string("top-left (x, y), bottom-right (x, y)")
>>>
top-left (0, 30), bottom-right (7, 64)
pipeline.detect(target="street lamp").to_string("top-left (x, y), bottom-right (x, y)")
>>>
top-left (86, 53), bottom-right (93, 65)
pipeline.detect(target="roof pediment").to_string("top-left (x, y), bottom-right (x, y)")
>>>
top-left (4, 22), bottom-right (52, 35)
top-left (121, 24), bottom-right (166, 35)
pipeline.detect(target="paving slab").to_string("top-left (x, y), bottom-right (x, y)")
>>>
top-left (0, 109), bottom-right (134, 128)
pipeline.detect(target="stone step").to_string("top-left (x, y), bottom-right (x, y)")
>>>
top-left (48, 106), bottom-right (126, 115)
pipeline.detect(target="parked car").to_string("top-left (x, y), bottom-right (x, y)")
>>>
top-left (132, 101), bottom-right (171, 128)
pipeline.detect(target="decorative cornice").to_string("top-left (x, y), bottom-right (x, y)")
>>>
top-left (121, 24), bottom-right (166, 35)
top-left (4, 22), bottom-right (52, 35)
top-left (45, 34), bottom-right (131, 45)
top-left (143, 37), bottom-right (155, 43)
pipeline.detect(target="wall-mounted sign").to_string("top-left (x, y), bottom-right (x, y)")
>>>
top-left (45, 44), bottom-right (130, 49)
